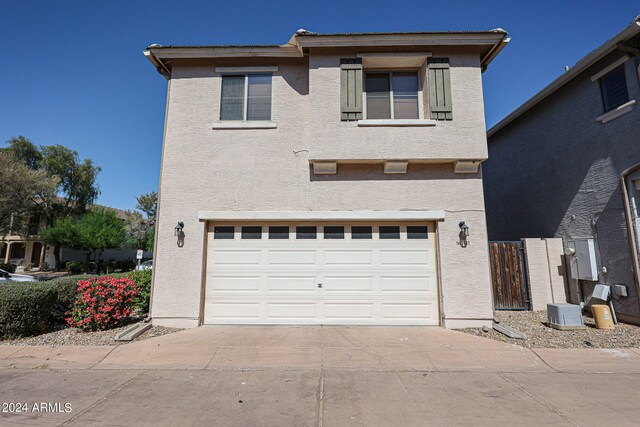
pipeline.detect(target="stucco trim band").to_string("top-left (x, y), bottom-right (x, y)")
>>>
top-left (211, 121), bottom-right (277, 129)
top-left (357, 119), bottom-right (437, 127)
top-left (197, 210), bottom-right (446, 221)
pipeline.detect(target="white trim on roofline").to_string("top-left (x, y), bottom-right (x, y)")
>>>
top-left (197, 210), bottom-right (446, 221)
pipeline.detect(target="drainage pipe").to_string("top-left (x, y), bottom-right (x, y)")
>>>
top-left (620, 162), bottom-right (640, 312)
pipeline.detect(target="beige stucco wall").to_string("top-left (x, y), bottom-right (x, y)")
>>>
top-left (151, 50), bottom-right (494, 328)
top-left (523, 238), bottom-right (568, 310)
top-left (309, 53), bottom-right (488, 161)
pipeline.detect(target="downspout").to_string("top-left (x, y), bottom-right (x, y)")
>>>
top-left (621, 162), bottom-right (640, 312)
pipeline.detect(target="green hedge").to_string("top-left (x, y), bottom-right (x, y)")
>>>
top-left (0, 274), bottom-right (95, 339)
top-left (0, 272), bottom-right (151, 339)
top-left (128, 270), bottom-right (152, 313)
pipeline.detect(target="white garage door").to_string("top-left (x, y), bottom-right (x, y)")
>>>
top-left (204, 223), bottom-right (439, 325)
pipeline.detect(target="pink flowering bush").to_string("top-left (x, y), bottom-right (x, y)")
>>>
top-left (67, 276), bottom-right (139, 331)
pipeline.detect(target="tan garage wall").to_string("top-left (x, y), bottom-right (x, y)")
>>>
top-left (150, 55), bottom-right (494, 329)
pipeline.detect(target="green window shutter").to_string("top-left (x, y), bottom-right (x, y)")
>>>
top-left (340, 58), bottom-right (363, 121)
top-left (428, 59), bottom-right (452, 120)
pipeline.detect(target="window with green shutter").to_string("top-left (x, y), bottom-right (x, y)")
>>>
top-left (365, 72), bottom-right (419, 119)
top-left (340, 58), bottom-right (363, 121)
top-left (428, 58), bottom-right (452, 120)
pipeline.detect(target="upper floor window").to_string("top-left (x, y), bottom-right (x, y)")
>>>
top-left (220, 73), bottom-right (272, 121)
top-left (365, 72), bottom-right (419, 119)
top-left (599, 65), bottom-right (628, 113)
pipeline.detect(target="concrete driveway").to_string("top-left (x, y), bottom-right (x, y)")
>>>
top-left (2, 326), bottom-right (640, 426)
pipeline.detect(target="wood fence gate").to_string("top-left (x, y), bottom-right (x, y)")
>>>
top-left (489, 241), bottom-right (530, 310)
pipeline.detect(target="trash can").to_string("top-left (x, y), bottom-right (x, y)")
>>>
top-left (592, 304), bottom-right (614, 330)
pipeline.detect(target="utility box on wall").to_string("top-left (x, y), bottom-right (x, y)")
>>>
top-left (565, 239), bottom-right (599, 281)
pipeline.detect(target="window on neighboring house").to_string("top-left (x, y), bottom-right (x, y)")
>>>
top-left (220, 73), bottom-right (272, 121)
top-left (365, 72), bottom-right (419, 119)
top-left (600, 65), bottom-right (629, 113)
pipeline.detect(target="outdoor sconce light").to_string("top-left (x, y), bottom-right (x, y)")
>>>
top-left (459, 221), bottom-right (469, 237)
top-left (174, 221), bottom-right (184, 236)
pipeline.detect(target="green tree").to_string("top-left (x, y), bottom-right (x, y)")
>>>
top-left (0, 151), bottom-right (57, 236)
top-left (125, 191), bottom-right (157, 252)
top-left (136, 191), bottom-right (157, 223)
top-left (5, 136), bottom-right (101, 269)
top-left (44, 208), bottom-right (126, 272)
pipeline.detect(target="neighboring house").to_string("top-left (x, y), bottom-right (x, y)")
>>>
top-left (0, 205), bottom-right (148, 270)
top-left (484, 17), bottom-right (640, 324)
top-left (144, 28), bottom-right (510, 329)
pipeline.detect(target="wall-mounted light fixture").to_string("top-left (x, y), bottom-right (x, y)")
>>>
top-left (459, 221), bottom-right (469, 237)
top-left (174, 221), bottom-right (185, 236)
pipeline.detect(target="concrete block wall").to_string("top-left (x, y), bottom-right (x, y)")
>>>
top-left (523, 238), bottom-right (568, 310)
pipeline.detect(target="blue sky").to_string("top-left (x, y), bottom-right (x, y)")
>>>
top-left (1, 1), bottom-right (638, 210)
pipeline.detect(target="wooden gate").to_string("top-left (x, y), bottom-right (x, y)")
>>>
top-left (489, 241), bottom-right (530, 310)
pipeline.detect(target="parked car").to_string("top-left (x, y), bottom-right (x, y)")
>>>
top-left (138, 260), bottom-right (153, 271)
top-left (0, 268), bottom-right (36, 282)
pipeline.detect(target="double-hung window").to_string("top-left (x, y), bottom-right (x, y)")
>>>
top-left (220, 73), bottom-right (272, 121)
top-left (365, 72), bottom-right (419, 119)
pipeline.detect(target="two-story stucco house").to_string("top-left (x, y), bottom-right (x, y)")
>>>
top-left (144, 28), bottom-right (509, 329)
top-left (484, 17), bottom-right (640, 324)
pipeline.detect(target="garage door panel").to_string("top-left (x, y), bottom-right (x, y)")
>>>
top-left (268, 250), bottom-right (316, 265)
top-left (267, 276), bottom-right (316, 293)
top-left (212, 250), bottom-right (261, 265)
top-left (322, 276), bottom-right (373, 292)
top-left (267, 303), bottom-right (316, 319)
top-left (381, 303), bottom-right (435, 320)
top-left (324, 303), bottom-right (374, 319)
top-left (380, 276), bottom-right (437, 294)
top-left (207, 302), bottom-right (260, 320)
top-left (204, 222), bottom-right (439, 325)
top-left (208, 276), bottom-right (261, 293)
top-left (324, 250), bottom-right (373, 265)
top-left (379, 250), bottom-right (431, 265)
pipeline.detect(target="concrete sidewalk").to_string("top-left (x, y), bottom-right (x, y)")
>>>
top-left (2, 327), bottom-right (640, 426)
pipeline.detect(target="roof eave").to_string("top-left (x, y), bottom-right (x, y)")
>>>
top-left (146, 45), bottom-right (303, 60)
top-left (488, 17), bottom-right (640, 138)
top-left (294, 32), bottom-right (508, 49)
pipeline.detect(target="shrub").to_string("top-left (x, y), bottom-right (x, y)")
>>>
top-left (0, 274), bottom-right (99, 339)
top-left (127, 269), bottom-right (152, 313)
top-left (115, 260), bottom-right (136, 272)
top-left (40, 262), bottom-right (49, 272)
top-left (0, 281), bottom-right (77, 339)
top-left (24, 262), bottom-right (33, 272)
top-left (47, 274), bottom-right (96, 306)
top-left (65, 261), bottom-right (83, 274)
top-left (67, 276), bottom-right (139, 331)
top-left (0, 263), bottom-right (17, 273)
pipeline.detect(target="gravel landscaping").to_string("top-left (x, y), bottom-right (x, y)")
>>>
top-left (1, 321), bottom-right (182, 346)
top-left (461, 310), bottom-right (640, 349)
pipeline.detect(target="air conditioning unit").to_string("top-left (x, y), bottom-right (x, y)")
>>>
top-left (547, 303), bottom-right (586, 330)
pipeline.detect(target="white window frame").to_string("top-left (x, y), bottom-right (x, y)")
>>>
top-left (218, 73), bottom-right (274, 122)
top-left (363, 70), bottom-right (423, 120)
